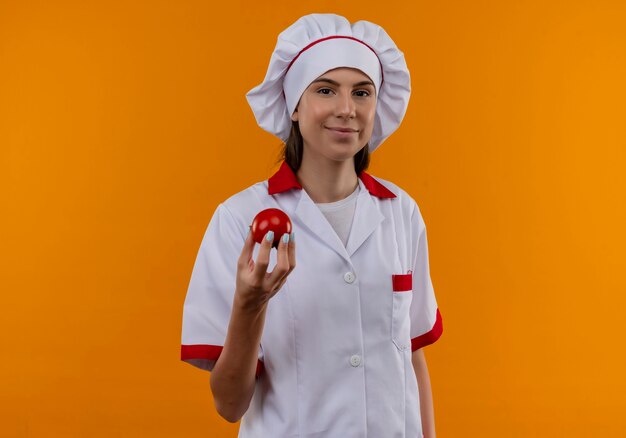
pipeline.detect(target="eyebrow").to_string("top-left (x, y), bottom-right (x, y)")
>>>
top-left (310, 78), bottom-right (375, 88)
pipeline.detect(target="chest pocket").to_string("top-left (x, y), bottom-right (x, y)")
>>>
top-left (391, 272), bottom-right (412, 351)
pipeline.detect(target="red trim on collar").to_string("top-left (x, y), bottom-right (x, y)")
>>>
top-left (358, 171), bottom-right (396, 199)
top-left (268, 161), bottom-right (302, 194)
top-left (268, 161), bottom-right (396, 199)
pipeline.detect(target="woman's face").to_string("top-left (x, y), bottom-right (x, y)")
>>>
top-left (291, 67), bottom-right (377, 165)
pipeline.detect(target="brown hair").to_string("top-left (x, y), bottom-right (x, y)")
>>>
top-left (278, 121), bottom-right (370, 174)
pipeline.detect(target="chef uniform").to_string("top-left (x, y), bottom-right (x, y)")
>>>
top-left (181, 14), bottom-right (443, 438)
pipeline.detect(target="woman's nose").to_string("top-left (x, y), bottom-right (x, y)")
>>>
top-left (335, 92), bottom-right (356, 118)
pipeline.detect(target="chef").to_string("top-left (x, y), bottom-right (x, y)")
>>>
top-left (181, 13), bottom-right (443, 438)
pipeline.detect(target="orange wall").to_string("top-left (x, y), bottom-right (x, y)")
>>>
top-left (1, 1), bottom-right (625, 436)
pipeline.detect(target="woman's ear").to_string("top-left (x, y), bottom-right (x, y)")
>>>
top-left (290, 109), bottom-right (298, 122)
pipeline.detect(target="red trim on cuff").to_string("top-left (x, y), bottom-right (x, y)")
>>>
top-left (255, 360), bottom-right (265, 377)
top-left (181, 344), bottom-right (222, 361)
top-left (411, 308), bottom-right (443, 351)
top-left (181, 344), bottom-right (264, 377)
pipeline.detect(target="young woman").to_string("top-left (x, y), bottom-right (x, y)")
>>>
top-left (181, 13), bottom-right (443, 438)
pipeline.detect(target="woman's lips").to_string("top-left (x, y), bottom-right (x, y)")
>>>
top-left (325, 126), bottom-right (358, 135)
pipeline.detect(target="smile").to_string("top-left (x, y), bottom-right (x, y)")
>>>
top-left (325, 126), bottom-right (359, 133)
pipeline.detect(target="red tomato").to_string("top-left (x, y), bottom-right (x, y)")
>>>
top-left (250, 208), bottom-right (293, 249)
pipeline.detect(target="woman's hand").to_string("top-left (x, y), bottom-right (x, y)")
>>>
top-left (235, 229), bottom-right (296, 311)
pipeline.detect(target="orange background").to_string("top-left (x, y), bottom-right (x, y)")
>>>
top-left (1, 0), bottom-right (625, 437)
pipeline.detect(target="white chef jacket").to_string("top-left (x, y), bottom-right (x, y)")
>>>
top-left (181, 161), bottom-right (443, 438)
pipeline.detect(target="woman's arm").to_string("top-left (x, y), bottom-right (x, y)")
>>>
top-left (412, 348), bottom-right (436, 438)
top-left (210, 230), bottom-right (296, 423)
top-left (210, 296), bottom-right (268, 423)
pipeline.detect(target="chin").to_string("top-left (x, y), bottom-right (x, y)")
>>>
top-left (329, 151), bottom-right (360, 163)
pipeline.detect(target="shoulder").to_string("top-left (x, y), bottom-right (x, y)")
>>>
top-left (218, 179), bottom-right (275, 227)
top-left (222, 180), bottom-right (268, 209)
top-left (366, 173), bottom-right (428, 234)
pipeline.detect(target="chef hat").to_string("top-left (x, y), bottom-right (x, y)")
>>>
top-left (246, 13), bottom-right (411, 152)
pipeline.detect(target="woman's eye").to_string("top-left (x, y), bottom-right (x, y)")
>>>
top-left (317, 88), bottom-right (334, 95)
top-left (354, 90), bottom-right (370, 97)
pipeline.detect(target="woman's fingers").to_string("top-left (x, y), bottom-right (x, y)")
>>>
top-left (239, 228), bottom-right (295, 297)
top-left (267, 233), bottom-right (294, 288)
top-left (288, 232), bottom-right (296, 273)
top-left (237, 227), bottom-right (256, 271)
top-left (252, 231), bottom-right (273, 281)
top-left (273, 276), bottom-right (288, 294)
top-left (274, 233), bottom-right (295, 293)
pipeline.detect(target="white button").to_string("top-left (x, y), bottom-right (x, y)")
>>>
top-left (344, 272), bottom-right (356, 283)
top-left (350, 355), bottom-right (362, 367)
